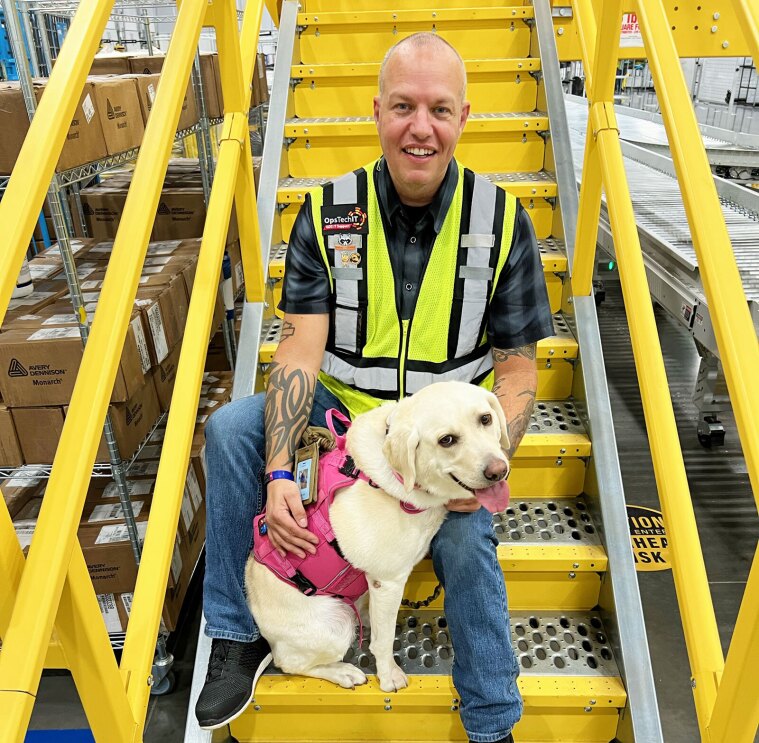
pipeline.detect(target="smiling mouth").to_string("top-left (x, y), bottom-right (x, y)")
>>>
top-left (450, 473), bottom-right (476, 493)
top-left (403, 147), bottom-right (435, 158)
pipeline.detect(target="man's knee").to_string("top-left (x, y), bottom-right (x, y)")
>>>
top-left (206, 394), bottom-right (265, 449)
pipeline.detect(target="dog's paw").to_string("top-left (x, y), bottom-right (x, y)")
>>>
top-left (378, 664), bottom-right (409, 693)
top-left (333, 663), bottom-right (368, 689)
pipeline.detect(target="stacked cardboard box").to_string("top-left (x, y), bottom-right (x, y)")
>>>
top-left (0, 50), bottom-right (232, 176)
top-left (77, 160), bottom-right (237, 243)
top-left (5, 371), bottom-right (233, 631)
top-left (0, 77), bottom-right (144, 175)
top-left (0, 238), bottom-right (218, 467)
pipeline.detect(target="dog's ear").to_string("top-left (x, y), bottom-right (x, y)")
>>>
top-left (382, 416), bottom-right (419, 494)
top-left (487, 391), bottom-right (511, 454)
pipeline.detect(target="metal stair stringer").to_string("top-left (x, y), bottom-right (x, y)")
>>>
top-left (533, 2), bottom-right (663, 741)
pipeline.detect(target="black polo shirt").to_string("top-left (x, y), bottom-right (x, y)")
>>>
top-left (280, 159), bottom-right (554, 350)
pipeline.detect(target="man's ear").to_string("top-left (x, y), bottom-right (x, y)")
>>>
top-left (487, 391), bottom-right (511, 454)
top-left (373, 96), bottom-right (381, 126)
top-left (383, 419), bottom-right (419, 494)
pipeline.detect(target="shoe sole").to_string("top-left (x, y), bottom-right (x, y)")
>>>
top-left (198, 651), bottom-right (274, 731)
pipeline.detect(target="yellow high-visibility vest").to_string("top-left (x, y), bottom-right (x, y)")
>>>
top-left (309, 159), bottom-right (517, 417)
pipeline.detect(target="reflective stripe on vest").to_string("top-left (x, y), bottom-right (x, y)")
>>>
top-left (311, 160), bottom-right (517, 416)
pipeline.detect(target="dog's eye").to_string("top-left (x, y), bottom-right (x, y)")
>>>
top-left (481, 414), bottom-right (492, 426)
top-left (438, 434), bottom-right (457, 448)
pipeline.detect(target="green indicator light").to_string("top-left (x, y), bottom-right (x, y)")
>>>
top-left (607, 261), bottom-right (616, 271)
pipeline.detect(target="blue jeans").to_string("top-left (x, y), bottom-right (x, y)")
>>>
top-left (203, 382), bottom-right (522, 742)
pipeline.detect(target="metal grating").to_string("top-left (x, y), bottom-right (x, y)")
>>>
top-left (551, 312), bottom-right (574, 341)
top-left (263, 610), bottom-right (619, 678)
top-left (494, 497), bottom-right (601, 545)
top-left (483, 170), bottom-right (556, 184)
top-left (285, 111), bottom-right (548, 126)
top-left (538, 236), bottom-right (566, 259)
top-left (529, 400), bottom-right (585, 435)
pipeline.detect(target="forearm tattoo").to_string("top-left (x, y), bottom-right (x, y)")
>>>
top-left (492, 343), bottom-right (537, 362)
top-left (264, 361), bottom-right (316, 468)
top-left (280, 320), bottom-right (295, 341)
top-left (492, 343), bottom-right (537, 458)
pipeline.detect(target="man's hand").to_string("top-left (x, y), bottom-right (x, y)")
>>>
top-left (265, 479), bottom-right (319, 558)
top-left (445, 497), bottom-right (481, 513)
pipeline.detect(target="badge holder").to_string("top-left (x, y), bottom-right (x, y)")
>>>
top-left (294, 442), bottom-right (319, 506)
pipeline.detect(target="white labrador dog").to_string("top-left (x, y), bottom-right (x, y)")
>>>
top-left (245, 380), bottom-right (510, 693)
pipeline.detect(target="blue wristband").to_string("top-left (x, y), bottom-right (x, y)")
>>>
top-left (265, 470), bottom-right (295, 485)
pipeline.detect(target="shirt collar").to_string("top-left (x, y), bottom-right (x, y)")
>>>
top-left (374, 157), bottom-right (458, 234)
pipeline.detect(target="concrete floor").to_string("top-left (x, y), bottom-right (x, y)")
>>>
top-left (26, 281), bottom-right (757, 742)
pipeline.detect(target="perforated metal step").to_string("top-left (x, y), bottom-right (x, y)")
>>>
top-left (263, 610), bottom-right (619, 678)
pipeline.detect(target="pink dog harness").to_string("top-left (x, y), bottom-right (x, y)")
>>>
top-left (252, 410), bottom-right (424, 622)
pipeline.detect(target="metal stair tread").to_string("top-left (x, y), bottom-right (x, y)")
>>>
top-left (268, 234), bottom-right (567, 279)
top-left (297, 6), bottom-right (535, 24)
top-left (277, 171), bottom-right (558, 205)
top-left (258, 609), bottom-right (620, 682)
top-left (259, 315), bottom-right (579, 368)
top-left (284, 111), bottom-right (549, 136)
top-left (291, 58), bottom-right (541, 78)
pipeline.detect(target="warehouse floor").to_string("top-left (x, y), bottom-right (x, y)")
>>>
top-left (26, 281), bottom-right (756, 742)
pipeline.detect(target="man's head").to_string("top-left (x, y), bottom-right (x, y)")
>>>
top-left (374, 33), bottom-right (470, 207)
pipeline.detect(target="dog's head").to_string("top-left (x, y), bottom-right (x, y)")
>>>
top-left (380, 381), bottom-right (511, 512)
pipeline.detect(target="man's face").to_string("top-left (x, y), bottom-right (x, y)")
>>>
top-left (374, 45), bottom-right (470, 207)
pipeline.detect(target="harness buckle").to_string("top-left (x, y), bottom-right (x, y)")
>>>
top-left (292, 571), bottom-right (318, 596)
top-left (338, 455), bottom-right (361, 479)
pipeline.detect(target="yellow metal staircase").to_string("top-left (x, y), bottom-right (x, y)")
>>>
top-left (218, 2), bottom-right (656, 741)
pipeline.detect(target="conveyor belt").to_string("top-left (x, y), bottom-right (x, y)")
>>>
top-left (565, 97), bottom-right (759, 310)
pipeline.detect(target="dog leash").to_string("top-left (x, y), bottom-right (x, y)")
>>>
top-left (401, 583), bottom-right (443, 610)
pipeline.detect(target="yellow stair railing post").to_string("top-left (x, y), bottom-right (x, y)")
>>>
top-left (118, 0), bottom-right (266, 732)
top-left (570, 0), bottom-right (726, 734)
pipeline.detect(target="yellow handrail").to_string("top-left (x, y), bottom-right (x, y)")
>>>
top-left (571, 0), bottom-right (726, 735)
top-left (571, 1), bottom-right (759, 740)
top-left (0, 0), bottom-right (265, 739)
top-left (120, 0), bottom-right (265, 730)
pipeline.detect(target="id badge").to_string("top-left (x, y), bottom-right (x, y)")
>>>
top-left (294, 442), bottom-right (319, 506)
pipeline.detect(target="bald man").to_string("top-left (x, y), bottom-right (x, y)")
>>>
top-left (196, 33), bottom-right (553, 743)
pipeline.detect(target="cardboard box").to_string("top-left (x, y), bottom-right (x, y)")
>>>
top-left (12, 406), bottom-right (65, 464)
top-left (151, 342), bottom-right (180, 412)
top-left (128, 55), bottom-right (165, 75)
top-left (90, 77), bottom-right (145, 155)
top-left (128, 73), bottom-right (198, 133)
top-left (199, 53), bottom-right (222, 119)
top-left (94, 375), bottom-right (161, 461)
top-left (0, 81), bottom-right (108, 175)
top-left (79, 187), bottom-right (127, 239)
top-left (78, 519), bottom-right (148, 593)
top-left (0, 406), bottom-right (24, 467)
top-left (152, 188), bottom-right (206, 240)
top-left (90, 56), bottom-right (131, 76)
top-left (2, 469), bottom-right (45, 518)
top-left (0, 312), bottom-right (146, 406)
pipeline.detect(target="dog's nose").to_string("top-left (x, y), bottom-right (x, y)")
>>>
top-left (484, 457), bottom-right (509, 482)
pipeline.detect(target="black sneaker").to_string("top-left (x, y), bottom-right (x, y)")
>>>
top-left (195, 637), bottom-right (273, 730)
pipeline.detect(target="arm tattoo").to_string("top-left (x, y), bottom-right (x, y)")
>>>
top-left (264, 361), bottom-right (316, 467)
top-left (280, 320), bottom-right (295, 341)
top-left (492, 343), bottom-right (537, 363)
top-left (505, 389), bottom-right (536, 458)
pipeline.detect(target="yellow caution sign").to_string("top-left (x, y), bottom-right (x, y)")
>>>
top-left (627, 505), bottom-right (671, 572)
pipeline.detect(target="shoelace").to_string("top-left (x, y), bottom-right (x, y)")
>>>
top-left (206, 639), bottom-right (231, 681)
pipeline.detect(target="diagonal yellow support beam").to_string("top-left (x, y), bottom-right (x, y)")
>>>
top-left (120, 0), bottom-right (266, 731)
top-left (0, 0), bottom-right (115, 324)
top-left (707, 544), bottom-right (759, 743)
top-left (0, 1), bottom-right (207, 738)
top-left (732, 0), bottom-right (759, 66)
